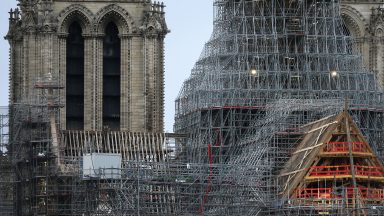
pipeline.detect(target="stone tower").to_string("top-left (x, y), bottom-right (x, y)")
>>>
top-left (341, 1), bottom-right (384, 85)
top-left (5, 1), bottom-right (169, 215)
top-left (6, 0), bottom-right (168, 133)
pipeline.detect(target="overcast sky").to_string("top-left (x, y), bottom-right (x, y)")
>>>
top-left (0, 0), bottom-right (213, 132)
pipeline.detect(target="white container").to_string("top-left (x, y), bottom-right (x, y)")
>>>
top-left (82, 153), bottom-right (122, 179)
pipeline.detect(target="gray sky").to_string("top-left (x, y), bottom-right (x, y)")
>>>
top-left (0, 1), bottom-right (18, 106)
top-left (0, 0), bottom-right (213, 132)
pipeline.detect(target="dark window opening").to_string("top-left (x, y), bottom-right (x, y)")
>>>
top-left (66, 22), bottom-right (84, 130)
top-left (103, 22), bottom-right (121, 130)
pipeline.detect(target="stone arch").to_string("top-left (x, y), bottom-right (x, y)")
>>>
top-left (376, 27), bottom-right (384, 37)
top-left (370, 15), bottom-right (384, 37)
top-left (340, 5), bottom-right (366, 38)
top-left (57, 4), bottom-right (93, 34)
top-left (142, 13), bottom-right (167, 35)
top-left (94, 4), bottom-right (137, 35)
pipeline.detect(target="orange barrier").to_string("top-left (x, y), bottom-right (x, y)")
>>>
top-left (309, 165), bottom-right (384, 177)
top-left (294, 188), bottom-right (331, 198)
top-left (354, 165), bottom-right (383, 176)
top-left (324, 142), bottom-right (368, 153)
top-left (345, 187), bottom-right (384, 199)
top-left (294, 187), bottom-right (384, 200)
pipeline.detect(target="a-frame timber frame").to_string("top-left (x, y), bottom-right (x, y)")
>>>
top-left (279, 108), bottom-right (384, 215)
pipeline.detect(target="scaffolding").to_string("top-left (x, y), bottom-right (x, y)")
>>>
top-left (173, 0), bottom-right (384, 215)
top-left (0, 107), bottom-right (13, 216)
top-left (2, 0), bottom-right (384, 215)
top-left (278, 110), bottom-right (384, 215)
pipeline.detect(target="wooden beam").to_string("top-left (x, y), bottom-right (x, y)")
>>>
top-left (292, 143), bottom-right (324, 155)
top-left (279, 168), bottom-right (305, 177)
top-left (305, 121), bottom-right (338, 134)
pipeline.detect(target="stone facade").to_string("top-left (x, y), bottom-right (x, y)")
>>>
top-left (6, 0), bottom-right (168, 133)
top-left (6, 0), bottom-right (384, 134)
top-left (341, 0), bottom-right (384, 86)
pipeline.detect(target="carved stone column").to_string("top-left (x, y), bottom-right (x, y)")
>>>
top-left (154, 36), bottom-right (165, 133)
top-left (378, 37), bottom-right (384, 85)
top-left (8, 40), bottom-right (15, 104)
top-left (94, 34), bottom-right (104, 130)
top-left (8, 38), bottom-right (24, 104)
top-left (144, 35), bottom-right (155, 132)
top-left (120, 34), bottom-right (132, 131)
top-left (57, 33), bottom-right (67, 130)
top-left (369, 38), bottom-right (378, 75)
top-left (83, 34), bottom-right (94, 130)
top-left (144, 34), bottom-right (165, 133)
top-left (23, 32), bottom-right (34, 101)
top-left (41, 32), bottom-right (54, 78)
top-left (130, 35), bottom-right (145, 132)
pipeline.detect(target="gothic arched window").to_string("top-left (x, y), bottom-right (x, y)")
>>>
top-left (66, 22), bottom-right (84, 130)
top-left (103, 22), bottom-right (121, 130)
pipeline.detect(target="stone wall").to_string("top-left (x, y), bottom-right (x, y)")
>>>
top-left (6, 0), bottom-right (168, 133)
top-left (341, 1), bottom-right (384, 87)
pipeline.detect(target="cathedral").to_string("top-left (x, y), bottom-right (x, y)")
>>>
top-left (7, 0), bottom-right (168, 133)
top-left (2, 0), bottom-right (384, 215)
